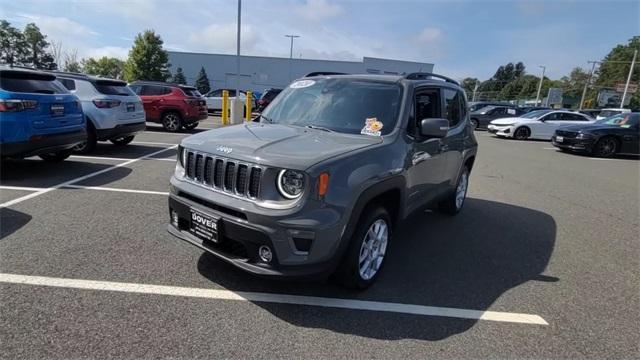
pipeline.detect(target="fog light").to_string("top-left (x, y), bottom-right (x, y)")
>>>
top-left (171, 210), bottom-right (179, 227)
top-left (258, 245), bottom-right (273, 263)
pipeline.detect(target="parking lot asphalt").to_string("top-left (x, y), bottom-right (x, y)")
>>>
top-left (1, 117), bottom-right (638, 359)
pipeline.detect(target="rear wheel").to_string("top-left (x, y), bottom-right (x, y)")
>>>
top-left (110, 135), bottom-right (135, 146)
top-left (335, 206), bottom-right (391, 289)
top-left (38, 149), bottom-right (72, 162)
top-left (513, 126), bottom-right (531, 140)
top-left (592, 137), bottom-right (618, 158)
top-left (439, 166), bottom-right (469, 215)
top-left (183, 122), bottom-right (199, 131)
top-left (72, 125), bottom-right (96, 154)
top-left (470, 118), bottom-right (479, 130)
top-left (162, 112), bottom-right (182, 132)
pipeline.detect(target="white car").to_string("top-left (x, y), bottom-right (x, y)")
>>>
top-left (487, 110), bottom-right (595, 140)
top-left (204, 89), bottom-right (249, 113)
top-left (596, 108), bottom-right (631, 120)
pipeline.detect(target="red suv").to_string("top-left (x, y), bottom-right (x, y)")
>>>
top-left (129, 81), bottom-right (207, 132)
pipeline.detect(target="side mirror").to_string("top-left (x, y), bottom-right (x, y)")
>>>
top-left (420, 118), bottom-right (449, 138)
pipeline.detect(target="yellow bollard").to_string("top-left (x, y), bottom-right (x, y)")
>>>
top-left (245, 91), bottom-right (252, 121)
top-left (222, 90), bottom-right (229, 125)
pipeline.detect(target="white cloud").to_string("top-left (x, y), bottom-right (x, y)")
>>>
top-left (16, 13), bottom-right (99, 38)
top-left (415, 27), bottom-right (443, 45)
top-left (85, 46), bottom-right (129, 60)
top-left (189, 23), bottom-right (261, 54)
top-left (294, 0), bottom-right (344, 22)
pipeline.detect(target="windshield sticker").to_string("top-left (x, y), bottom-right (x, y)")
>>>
top-left (361, 117), bottom-right (383, 136)
top-left (621, 124), bottom-right (631, 128)
top-left (290, 80), bottom-right (315, 89)
top-left (507, 108), bottom-right (516, 115)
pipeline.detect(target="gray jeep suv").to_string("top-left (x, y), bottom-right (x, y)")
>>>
top-left (167, 73), bottom-right (478, 288)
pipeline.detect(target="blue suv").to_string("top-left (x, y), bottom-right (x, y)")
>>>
top-left (0, 66), bottom-right (86, 162)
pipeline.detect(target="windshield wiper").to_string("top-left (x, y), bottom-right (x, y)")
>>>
top-left (305, 125), bottom-right (334, 132)
top-left (260, 114), bottom-right (274, 123)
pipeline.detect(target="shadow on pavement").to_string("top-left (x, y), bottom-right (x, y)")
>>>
top-left (86, 144), bottom-right (178, 159)
top-left (0, 208), bottom-right (32, 240)
top-left (0, 160), bottom-right (131, 188)
top-left (197, 198), bottom-right (556, 340)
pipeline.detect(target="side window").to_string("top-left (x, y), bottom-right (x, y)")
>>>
top-left (543, 113), bottom-right (560, 121)
top-left (162, 87), bottom-right (173, 95)
top-left (443, 89), bottom-right (463, 127)
top-left (59, 78), bottom-right (76, 91)
top-left (408, 89), bottom-right (440, 137)
top-left (129, 85), bottom-right (141, 95)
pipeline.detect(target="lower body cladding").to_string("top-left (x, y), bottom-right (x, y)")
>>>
top-left (551, 135), bottom-right (593, 152)
top-left (167, 184), bottom-right (347, 279)
top-left (96, 121), bottom-right (146, 141)
top-left (0, 129), bottom-right (86, 158)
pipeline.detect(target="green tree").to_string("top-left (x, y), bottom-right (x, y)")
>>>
top-left (123, 30), bottom-right (170, 82)
top-left (595, 36), bottom-right (639, 108)
top-left (172, 66), bottom-right (187, 84)
top-left (0, 20), bottom-right (26, 66)
top-left (194, 66), bottom-right (210, 94)
top-left (83, 57), bottom-right (125, 78)
top-left (461, 77), bottom-right (480, 97)
top-left (22, 23), bottom-right (55, 69)
top-left (560, 67), bottom-right (591, 99)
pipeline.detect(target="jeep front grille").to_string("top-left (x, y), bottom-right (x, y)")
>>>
top-left (183, 150), bottom-right (263, 199)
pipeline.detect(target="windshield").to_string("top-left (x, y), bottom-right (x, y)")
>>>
top-left (598, 110), bottom-right (622, 118)
top-left (521, 109), bottom-right (552, 119)
top-left (474, 106), bottom-right (495, 114)
top-left (596, 113), bottom-right (638, 127)
top-left (261, 78), bottom-right (402, 135)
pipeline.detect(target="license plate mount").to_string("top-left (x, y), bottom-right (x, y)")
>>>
top-left (189, 209), bottom-right (219, 243)
top-left (556, 136), bottom-right (564, 143)
top-left (51, 104), bottom-right (64, 116)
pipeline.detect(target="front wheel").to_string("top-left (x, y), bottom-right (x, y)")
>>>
top-left (439, 166), bottom-right (469, 215)
top-left (335, 206), bottom-right (391, 289)
top-left (513, 126), bottom-right (530, 140)
top-left (162, 112), bottom-right (182, 132)
top-left (592, 137), bottom-right (618, 158)
top-left (470, 118), bottom-right (479, 130)
top-left (38, 149), bottom-right (72, 162)
top-left (110, 135), bottom-right (135, 146)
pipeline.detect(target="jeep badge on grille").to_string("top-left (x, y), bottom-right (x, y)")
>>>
top-left (216, 146), bottom-right (232, 154)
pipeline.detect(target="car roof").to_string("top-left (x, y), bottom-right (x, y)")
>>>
top-left (129, 80), bottom-right (197, 90)
top-left (46, 71), bottom-right (127, 86)
top-left (0, 65), bottom-right (57, 80)
top-left (300, 72), bottom-right (465, 91)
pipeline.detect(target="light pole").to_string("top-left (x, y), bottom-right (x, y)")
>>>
top-left (579, 61), bottom-right (598, 110)
top-left (235, 0), bottom-right (242, 96)
top-left (535, 65), bottom-right (546, 106)
top-left (620, 49), bottom-right (638, 108)
top-left (285, 34), bottom-right (300, 59)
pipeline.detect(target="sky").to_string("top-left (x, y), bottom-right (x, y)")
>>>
top-left (1, 0), bottom-right (638, 80)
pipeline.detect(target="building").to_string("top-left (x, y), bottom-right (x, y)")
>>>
top-left (167, 51), bottom-right (434, 93)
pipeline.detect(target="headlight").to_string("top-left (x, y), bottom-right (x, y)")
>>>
top-left (277, 169), bottom-right (305, 199)
top-left (174, 146), bottom-right (186, 180)
top-left (495, 123), bottom-right (514, 127)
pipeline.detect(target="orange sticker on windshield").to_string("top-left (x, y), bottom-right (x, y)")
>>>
top-left (361, 117), bottom-right (383, 136)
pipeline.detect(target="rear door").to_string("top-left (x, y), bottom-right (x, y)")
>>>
top-left (619, 114), bottom-right (640, 154)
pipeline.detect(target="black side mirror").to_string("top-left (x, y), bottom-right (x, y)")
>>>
top-left (420, 118), bottom-right (449, 138)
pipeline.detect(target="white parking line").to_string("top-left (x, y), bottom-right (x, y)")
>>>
top-left (131, 141), bottom-right (179, 146)
top-left (71, 155), bottom-right (175, 162)
top-left (542, 147), bottom-right (557, 150)
top-left (0, 185), bottom-right (43, 192)
top-left (63, 185), bottom-right (169, 195)
top-left (0, 273), bottom-right (548, 325)
top-left (0, 145), bottom-right (177, 209)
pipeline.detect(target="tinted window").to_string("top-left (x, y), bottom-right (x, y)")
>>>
top-left (443, 89), bottom-right (463, 126)
top-left (141, 85), bottom-right (171, 96)
top-left (261, 89), bottom-right (282, 101)
top-left (409, 89), bottom-right (440, 137)
top-left (0, 72), bottom-right (69, 94)
top-left (129, 85), bottom-right (141, 94)
top-left (263, 78), bottom-right (402, 135)
top-left (94, 81), bottom-right (134, 96)
top-left (58, 78), bottom-right (76, 91)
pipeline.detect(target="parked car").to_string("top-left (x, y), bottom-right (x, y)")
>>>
top-left (0, 66), bottom-right (85, 162)
top-left (469, 101), bottom-right (513, 112)
top-left (579, 109), bottom-right (602, 119)
top-left (470, 105), bottom-right (524, 129)
top-left (519, 106), bottom-right (552, 113)
top-left (204, 89), bottom-right (255, 113)
top-left (167, 72), bottom-right (478, 288)
top-left (552, 113), bottom-right (639, 157)
top-left (487, 110), bottom-right (595, 140)
top-left (256, 88), bottom-right (283, 112)
top-left (596, 108), bottom-right (631, 120)
top-left (53, 72), bottom-right (145, 153)
top-left (129, 81), bottom-right (207, 132)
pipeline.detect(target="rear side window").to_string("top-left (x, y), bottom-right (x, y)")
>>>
top-left (94, 80), bottom-right (134, 96)
top-left (0, 71), bottom-right (69, 94)
top-left (140, 85), bottom-right (172, 96)
top-left (58, 78), bottom-right (76, 91)
top-left (443, 89), bottom-right (464, 127)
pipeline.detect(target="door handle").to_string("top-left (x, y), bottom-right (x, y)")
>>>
top-left (440, 143), bottom-right (449, 151)
top-left (412, 151), bottom-right (431, 165)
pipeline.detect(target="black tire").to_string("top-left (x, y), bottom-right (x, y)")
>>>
top-left (513, 126), bottom-right (531, 140)
top-left (470, 118), bottom-right (479, 130)
top-left (183, 122), bottom-right (199, 131)
top-left (110, 135), bottom-right (135, 146)
top-left (162, 112), bottom-right (182, 132)
top-left (72, 125), bottom-right (96, 154)
top-left (38, 149), bottom-right (72, 162)
top-left (334, 206), bottom-right (392, 289)
top-left (439, 166), bottom-right (470, 215)
top-left (592, 137), bottom-right (618, 158)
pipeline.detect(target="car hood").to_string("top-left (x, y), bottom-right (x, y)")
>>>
top-left (558, 124), bottom-right (620, 133)
top-left (490, 117), bottom-right (529, 125)
top-left (180, 123), bottom-right (383, 170)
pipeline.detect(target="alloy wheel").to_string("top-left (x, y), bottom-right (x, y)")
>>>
top-left (358, 219), bottom-right (389, 280)
top-left (164, 114), bottom-right (180, 131)
top-left (455, 170), bottom-right (468, 210)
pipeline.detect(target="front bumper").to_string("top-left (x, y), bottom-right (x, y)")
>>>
top-left (167, 186), bottom-right (345, 279)
top-left (1, 129), bottom-right (87, 158)
top-left (487, 124), bottom-right (513, 137)
top-left (551, 135), bottom-right (594, 152)
top-left (95, 122), bottom-right (146, 141)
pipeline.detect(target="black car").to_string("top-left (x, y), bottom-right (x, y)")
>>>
top-left (469, 105), bottom-right (524, 130)
top-left (520, 106), bottom-right (551, 113)
top-left (256, 88), bottom-right (282, 112)
top-left (552, 112), bottom-right (639, 157)
top-left (468, 101), bottom-right (512, 112)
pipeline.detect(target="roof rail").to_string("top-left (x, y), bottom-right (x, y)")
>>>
top-left (305, 71), bottom-right (348, 77)
top-left (404, 72), bottom-right (459, 85)
top-left (130, 80), bottom-right (195, 88)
